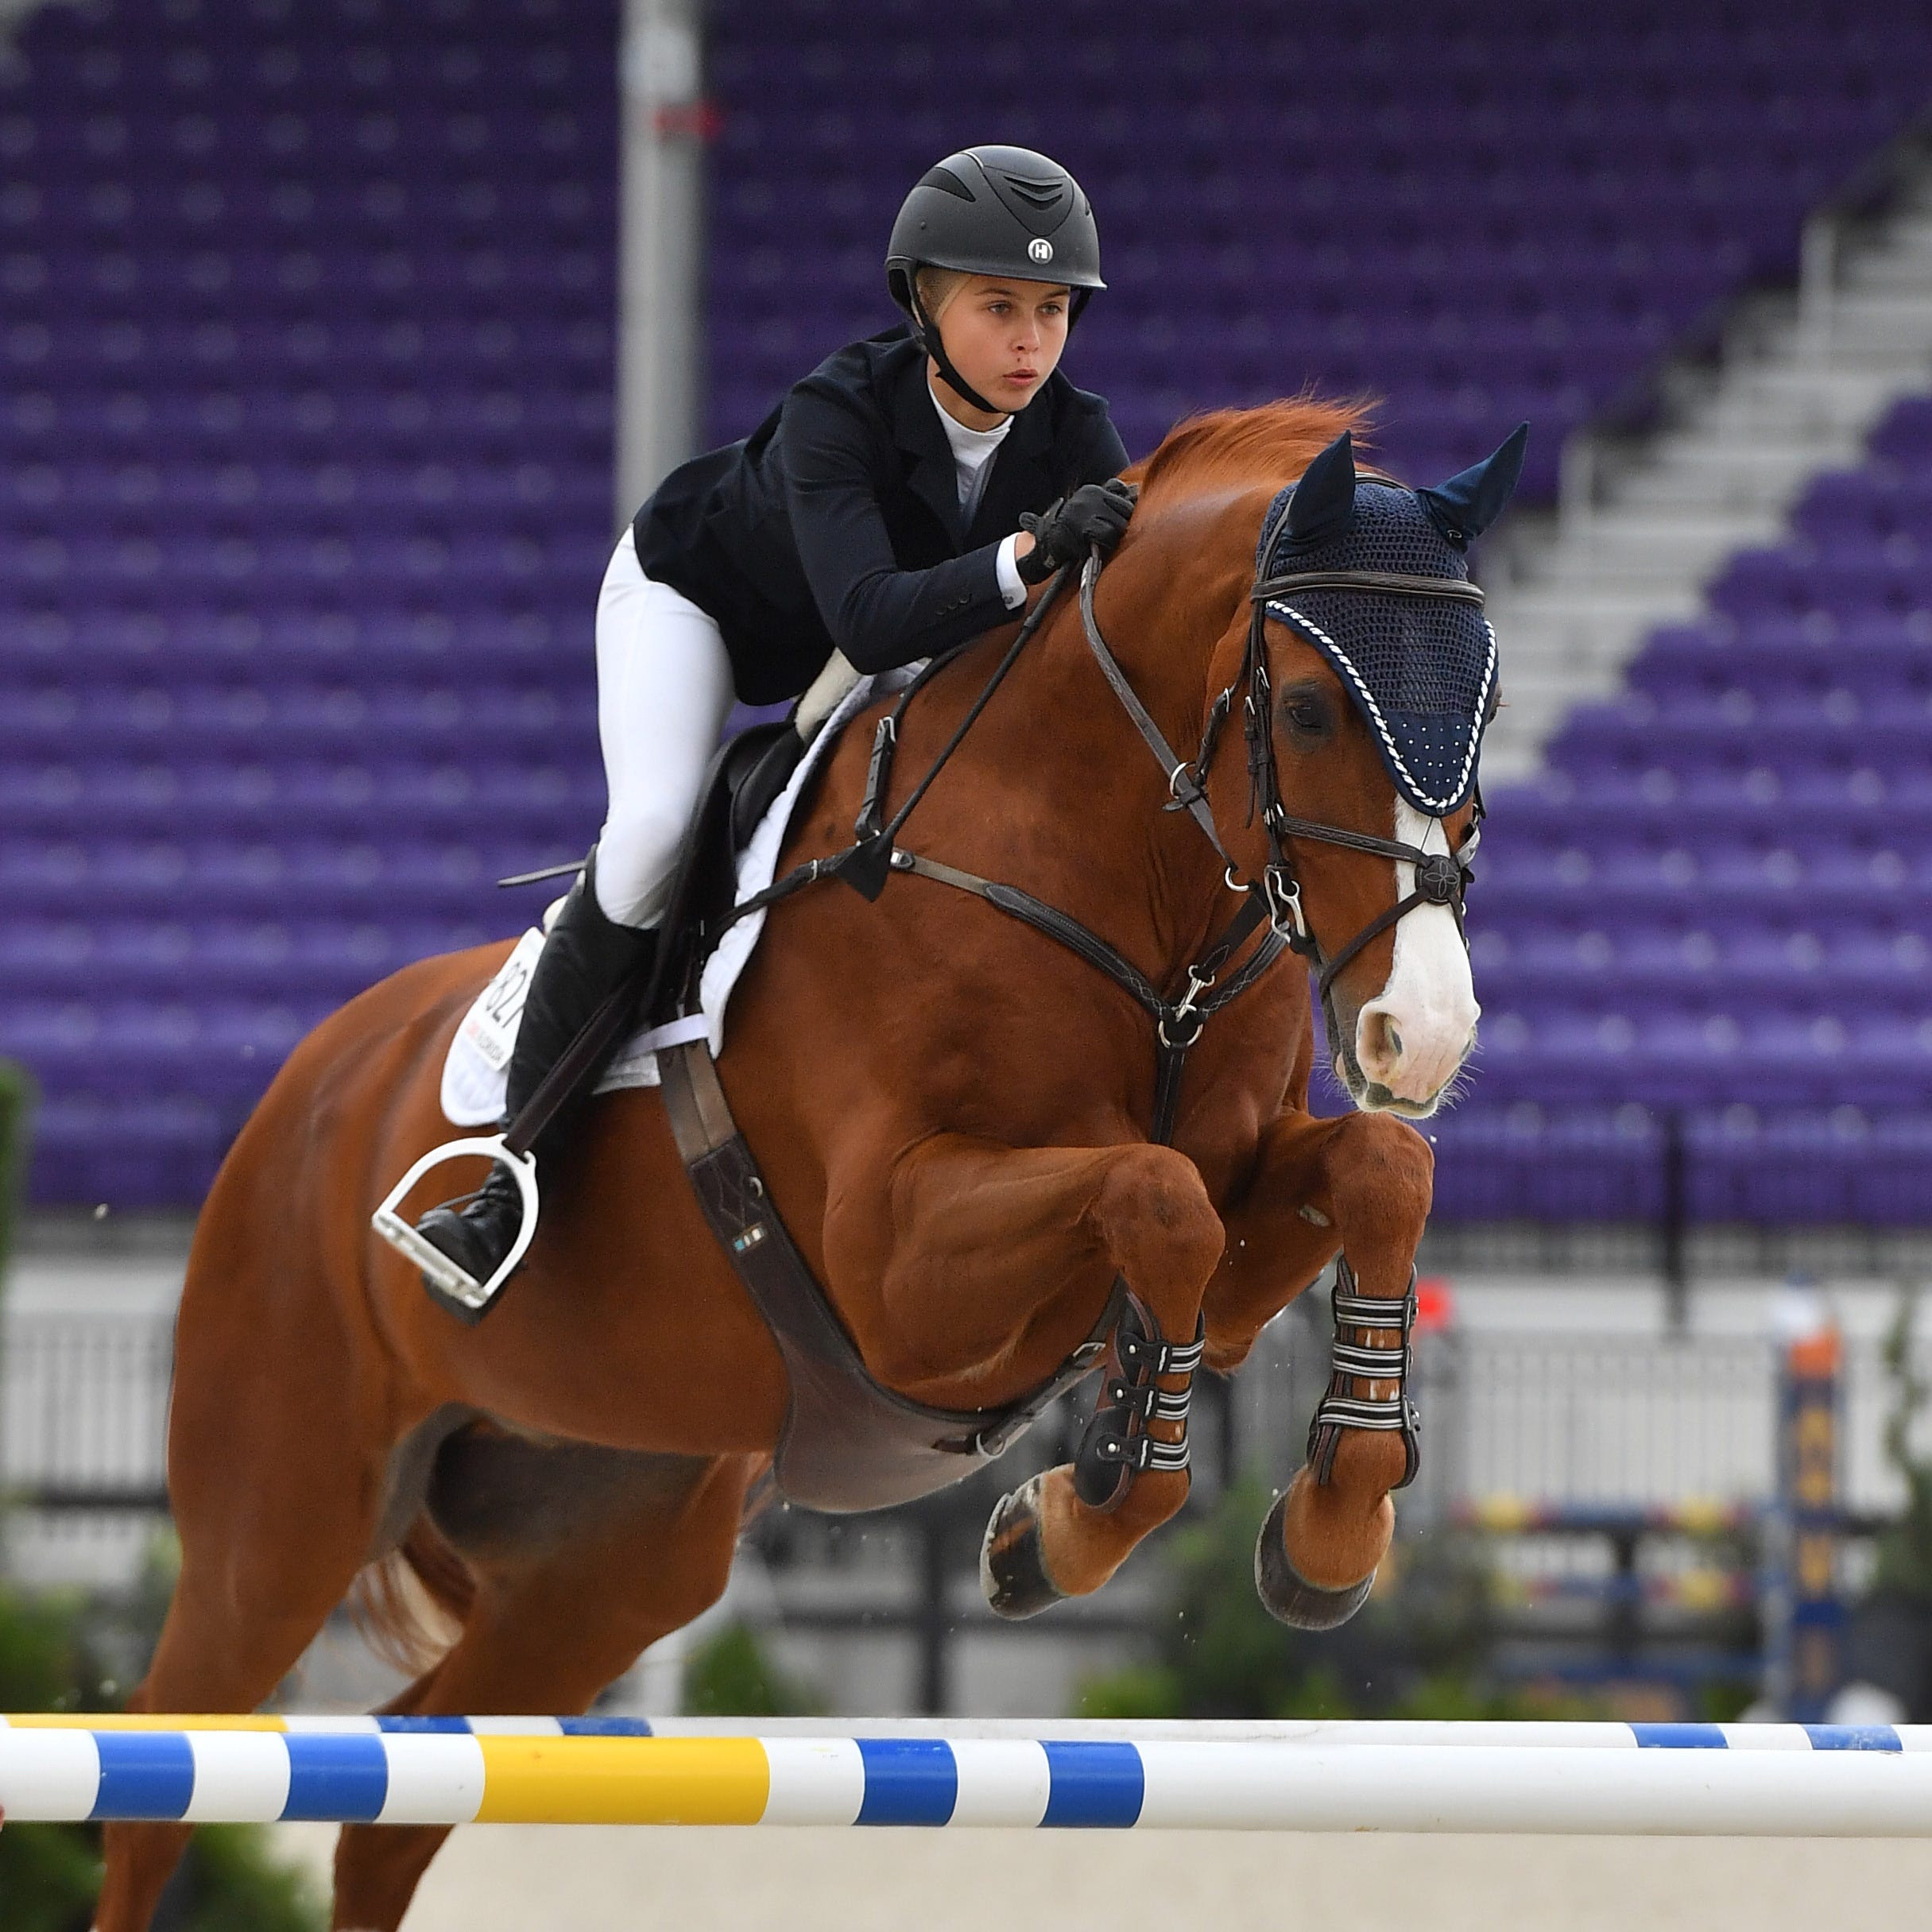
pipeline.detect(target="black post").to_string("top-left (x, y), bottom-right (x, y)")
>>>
top-left (915, 1500), bottom-right (951, 1716)
top-left (1216, 1374), bottom-right (1238, 1492)
top-left (1660, 1107), bottom-right (1689, 1334)
top-left (0, 1058), bottom-right (34, 1287)
top-left (1609, 1524), bottom-right (1641, 1671)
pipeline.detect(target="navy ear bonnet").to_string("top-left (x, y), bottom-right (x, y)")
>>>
top-left (1256, 426), bottom-right (1527, 817)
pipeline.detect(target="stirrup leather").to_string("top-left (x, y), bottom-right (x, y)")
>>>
top-left (1306, 1257), bottom-right (1421, 1489)
top-left (370, 1133), bottom-right (540, 1314)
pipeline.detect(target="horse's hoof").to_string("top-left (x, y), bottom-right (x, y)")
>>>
top-left (1253, 1484), bottom-right (1375, 1631)
top-left (981, 1472), bottom-right (1064, 1620)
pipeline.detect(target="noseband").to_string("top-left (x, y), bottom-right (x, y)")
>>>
top-left (1078, 486), bottom-right (1483, 1005)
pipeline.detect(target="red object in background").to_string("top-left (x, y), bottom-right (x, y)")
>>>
top-left (654, 99), bottom-right (725, 141)
top-left (1415, 1276), bottom-right (1454, 1332)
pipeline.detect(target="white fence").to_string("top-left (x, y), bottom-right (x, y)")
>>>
top-left (3, 1291), bottom-right (1928, 1551)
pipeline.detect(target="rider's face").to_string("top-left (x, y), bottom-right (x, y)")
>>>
top-left (928, 277), bottom-right (1071, 422)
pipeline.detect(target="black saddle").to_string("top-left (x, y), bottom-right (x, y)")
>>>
top-left (497, 716), bottom-right (807, 1041)
top-left (644, 718), bottom-right (806, 1023)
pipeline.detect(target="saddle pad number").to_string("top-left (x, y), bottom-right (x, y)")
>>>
top-left (458, 927), bottom-right (544, 1072)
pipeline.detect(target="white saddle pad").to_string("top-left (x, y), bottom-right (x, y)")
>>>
top-left (439, 664), bottom-right (921, 1126)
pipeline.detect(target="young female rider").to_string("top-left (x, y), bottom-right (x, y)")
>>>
top-left (412, 145), bottom-right (1136, 1317)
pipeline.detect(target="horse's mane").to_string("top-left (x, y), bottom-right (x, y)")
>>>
top-left (1128, 394), bottom-right (1379, 503)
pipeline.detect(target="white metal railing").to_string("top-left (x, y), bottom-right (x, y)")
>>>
top-left (3, 1300), bottom-right (1926, 1522)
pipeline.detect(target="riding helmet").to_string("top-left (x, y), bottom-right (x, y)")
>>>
top-left (886, 145), bottom-right (1105, 323)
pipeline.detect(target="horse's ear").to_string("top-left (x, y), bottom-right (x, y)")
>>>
top-left (1417, 423), bottom-right (1529, 548)
top-left (1284, 430), bottom-right (1357, 544)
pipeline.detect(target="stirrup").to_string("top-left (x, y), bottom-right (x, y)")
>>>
top-left (371, 1133), bottom-right (540, 1315)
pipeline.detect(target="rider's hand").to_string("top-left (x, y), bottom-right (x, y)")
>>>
top-left (1016, 479), bottom-right (1137, 583)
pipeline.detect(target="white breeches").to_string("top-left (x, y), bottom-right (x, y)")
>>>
top-left (593, 535), bottom-right (738, 927)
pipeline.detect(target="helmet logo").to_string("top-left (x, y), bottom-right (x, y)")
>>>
top-left (1028, 238), bottom-right (1054, 264)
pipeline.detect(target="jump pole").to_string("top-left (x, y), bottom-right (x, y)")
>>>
top-left (5, 1718), bottom-right (1932, 1833)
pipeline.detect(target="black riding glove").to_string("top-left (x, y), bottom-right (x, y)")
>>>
top-left (1016, 478), bottom-right (1137, 584)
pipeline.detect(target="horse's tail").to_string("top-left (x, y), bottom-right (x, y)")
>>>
top-left (347, 1515), bottom-right (477, 1677)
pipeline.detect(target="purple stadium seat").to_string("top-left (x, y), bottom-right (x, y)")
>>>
top-left (1443, 387), bottom-right (1932, 1223)
top-left (14, 0), bottom-right (1932, 1209)
top-left (0, 0), bottom-right (615, 1202)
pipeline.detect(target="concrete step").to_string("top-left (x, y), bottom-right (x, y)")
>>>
top-left (1566, 507), bottom-right (1783, 553)
top-left (1805, 303), bottom-right (1932, 354)
top-left (1619, 437), bottom-right (1868, 509)
top-left (1500, 658), bottom-right (1650, 700)
top-left (1872, 213), bottom-right (1932, 253)
top-left (1528, 536), bottom-right (1771, 588)
top-left (1490, 581), bottom-right (1703, 628)
top-left (1710, 363), bottom-right (1922, 417)
top-left (1844, 258), bottom-right (1932, 294)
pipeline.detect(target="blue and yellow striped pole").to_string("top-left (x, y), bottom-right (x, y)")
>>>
top-left (4, 1717), bottom-right (1932, 1832)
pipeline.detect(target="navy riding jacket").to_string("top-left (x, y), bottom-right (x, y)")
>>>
top-left (631, 327), bottom-right (1128, 706)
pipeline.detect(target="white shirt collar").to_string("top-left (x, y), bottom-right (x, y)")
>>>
top-left (927, 377), bottom-right (1012, 459)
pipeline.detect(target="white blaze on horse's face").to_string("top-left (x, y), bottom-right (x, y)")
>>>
top-left (1350, 802), bottom-right (1480, 1110)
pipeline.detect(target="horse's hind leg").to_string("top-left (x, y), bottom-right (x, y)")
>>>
top-left (95, 1228), bottom-right (395, 1930)
top-left (331, 1443), bottom-right (751, 1932)
top-left (96, 1459), bottom-right (389, 1932)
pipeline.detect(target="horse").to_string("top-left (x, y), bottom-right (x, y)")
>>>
top-left (96, 396), bottom-right (1516, 1930)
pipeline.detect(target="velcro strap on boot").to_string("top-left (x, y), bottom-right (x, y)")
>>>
top-left (1307, 1260), bottom-right (1421, 1490)
top-left (1074, 1296), bottom-right (1206, 1512)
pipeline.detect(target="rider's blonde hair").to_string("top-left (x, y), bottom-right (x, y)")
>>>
top-left (914, 265), bottom-right (970, 319)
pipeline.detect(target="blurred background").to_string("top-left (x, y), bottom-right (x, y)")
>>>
top-left (10, 0), bottom-right (1932, 1802)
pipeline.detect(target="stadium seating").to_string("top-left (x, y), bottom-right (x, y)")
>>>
top-left (1441, 389), bottom-right (1932, 1223)
top-left (0, 0), bottom-right (618, 1203)
top-left (704, 0), bottom-right (1932, 494)
top-left (9, 0), bottom-right (1932, 1210)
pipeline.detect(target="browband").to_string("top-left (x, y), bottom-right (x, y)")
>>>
top-left (1256, 570), bottom-right (1485, 606)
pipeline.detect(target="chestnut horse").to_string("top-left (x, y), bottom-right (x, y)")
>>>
top-left (98, 397), bottom-right (1498, 1930)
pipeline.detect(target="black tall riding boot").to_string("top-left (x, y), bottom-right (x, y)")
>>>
top-left (415, 856), bottom-right (656, 1320)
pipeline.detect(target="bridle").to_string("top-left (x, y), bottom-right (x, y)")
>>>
top-left (1078, 483), bottom-right (1485, 1007)
top-left (696, 481), bottom-right (1489, 1144)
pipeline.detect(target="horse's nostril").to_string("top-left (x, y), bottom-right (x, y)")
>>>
top-left (1361, 1012), bottom-right (1404, 1071)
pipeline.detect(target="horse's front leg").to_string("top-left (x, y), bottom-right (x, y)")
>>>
top-left (836, 1133), bottom-right (1225, 1617)
top-left (1210, 1108), bottom-right (1434, 1630)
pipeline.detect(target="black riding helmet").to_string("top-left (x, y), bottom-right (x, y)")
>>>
top-left (885, 145), bottom-right (1104, 416)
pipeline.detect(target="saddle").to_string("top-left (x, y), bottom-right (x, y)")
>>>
top-left (645, 717), bottom-right (806, 1018)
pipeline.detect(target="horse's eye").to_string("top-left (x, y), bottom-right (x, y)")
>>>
top-left (1285, 699), bottom-right (1324, 733)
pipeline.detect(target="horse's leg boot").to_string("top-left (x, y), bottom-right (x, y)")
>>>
top-left (416, 860), bottom-right (656, 1320)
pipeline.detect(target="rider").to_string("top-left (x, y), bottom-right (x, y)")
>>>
top-left (412, 145), bottom-right (1136, 1316)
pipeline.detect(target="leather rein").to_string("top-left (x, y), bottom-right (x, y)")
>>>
top-left (702, 487), bottom-right (1484, 1140)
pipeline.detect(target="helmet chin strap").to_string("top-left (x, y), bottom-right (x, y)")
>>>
top-left (908, 286), bottom-right (1002, 419)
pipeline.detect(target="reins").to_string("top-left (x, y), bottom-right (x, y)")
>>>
top-left (693, 482), bottom-right (1485, 1138)
top-left (695, 557), bottom-right (1286, 1148)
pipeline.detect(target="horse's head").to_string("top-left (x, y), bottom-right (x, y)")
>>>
top-left (1137, 416), bottom-right (1524, 1116)
top-left (1248, 425), bottom-right (1524, 1115)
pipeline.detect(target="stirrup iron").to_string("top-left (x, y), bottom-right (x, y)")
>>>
top-left (371, 1133), bottom-right (540, 1315)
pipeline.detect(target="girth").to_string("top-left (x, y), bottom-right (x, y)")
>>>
top-left (656, 1034), bottom-right (1117, 1513)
